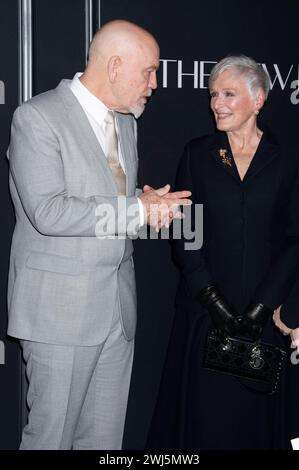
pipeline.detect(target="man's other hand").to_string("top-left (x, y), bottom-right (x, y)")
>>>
top-left (140, 184), bottom-right (191, 232)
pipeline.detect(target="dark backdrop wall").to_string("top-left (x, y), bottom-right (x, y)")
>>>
top-left (0, 0), bottom-right (298, 449)
top-left (0, 0), bottom-right (21, 450)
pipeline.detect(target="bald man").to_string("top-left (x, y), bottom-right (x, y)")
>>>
top-left (7, 20), bottom-right (191, 450)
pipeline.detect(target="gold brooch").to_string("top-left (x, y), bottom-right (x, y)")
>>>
top-left (219, 148), bottom-right (232, 167)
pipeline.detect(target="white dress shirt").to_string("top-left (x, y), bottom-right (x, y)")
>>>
top-left (69, 72), bottom-right (144, 225)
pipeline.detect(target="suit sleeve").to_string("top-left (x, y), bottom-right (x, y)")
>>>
top-left (8, 103), bottom-right (140, 238)
top-left (254, 154), bottom-right (299, 319)
top-left (170, 143), bottom-right (213, 298)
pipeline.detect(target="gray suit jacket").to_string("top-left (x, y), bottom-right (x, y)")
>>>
top-left (7, 80), bottom-right (141, 346)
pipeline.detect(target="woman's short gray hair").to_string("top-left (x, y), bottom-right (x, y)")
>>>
top-left (209, 55), bottom-right (270, 99)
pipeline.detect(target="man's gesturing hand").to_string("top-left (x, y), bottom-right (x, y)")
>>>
top-left (139, 184), bottom-right (192, 232)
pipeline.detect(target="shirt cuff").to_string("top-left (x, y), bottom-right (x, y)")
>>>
top-left (137, 197), bottom-right (145, 227)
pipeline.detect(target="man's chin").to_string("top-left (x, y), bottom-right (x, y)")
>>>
top-left (130, 105), bottom-right (145, 119)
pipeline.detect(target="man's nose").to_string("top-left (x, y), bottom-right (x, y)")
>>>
top-left (149, 71), bottom-right (157, 90)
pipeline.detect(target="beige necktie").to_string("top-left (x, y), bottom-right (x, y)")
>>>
top-left (104, 110), bottom-right (126, 195)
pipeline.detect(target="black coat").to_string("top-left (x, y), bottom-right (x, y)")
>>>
top-left (147, 130), bottom-right (299, 450)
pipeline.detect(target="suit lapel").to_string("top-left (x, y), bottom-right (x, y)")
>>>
top-left (56, 80), bottom-right (119, 194)
top-left (116, 112), bottom-right (138, 196)
top-left (115, 113), bottom-right (130, 195)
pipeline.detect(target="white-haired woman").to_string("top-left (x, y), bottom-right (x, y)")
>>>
top-left (147, 55), bottom-right (299, 449)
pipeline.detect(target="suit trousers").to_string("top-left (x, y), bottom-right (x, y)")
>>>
top-left (20, 305), bottom-right (134, 450)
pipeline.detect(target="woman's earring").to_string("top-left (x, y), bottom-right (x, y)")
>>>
top-left (255, 110), bottom-right (259, 115)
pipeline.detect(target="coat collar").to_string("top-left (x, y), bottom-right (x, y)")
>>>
top-left (55, 79), bottom-right (130, 195)
top-left (210, 129), bottom-right (279, 184)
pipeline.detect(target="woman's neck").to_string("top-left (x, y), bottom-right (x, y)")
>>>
top-left (227, 124), bottom-right (262, 153)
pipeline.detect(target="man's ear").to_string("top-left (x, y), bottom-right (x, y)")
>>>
top-left (107, 56), bottom-right (121, 83)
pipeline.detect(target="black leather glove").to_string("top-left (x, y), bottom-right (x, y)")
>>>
top-left (241, 302), bottom-right (273, 340)
top-left (198, 285), bottom-right (240, 337)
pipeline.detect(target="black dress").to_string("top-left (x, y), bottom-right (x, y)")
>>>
top-left (147, 130), bottom-right (299, 450)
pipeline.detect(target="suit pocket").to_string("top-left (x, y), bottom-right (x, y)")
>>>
top-left (26, 251), bottom-right (81, 276)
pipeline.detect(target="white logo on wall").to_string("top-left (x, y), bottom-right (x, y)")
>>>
top-left (159, 60), bottom-right (299, 105)
top-left (0, 340), bottom-right (5, 365)
top-left (0, 80), bottom-right (5, 104)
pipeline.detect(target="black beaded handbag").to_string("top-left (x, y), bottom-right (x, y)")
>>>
top-left (203, 329), bottom-right (286, 395)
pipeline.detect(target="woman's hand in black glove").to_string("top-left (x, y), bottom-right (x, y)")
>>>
top-left (241, 302), bottom-right (273, 340)
top-left (198, 285), bottom-right (240, 337)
